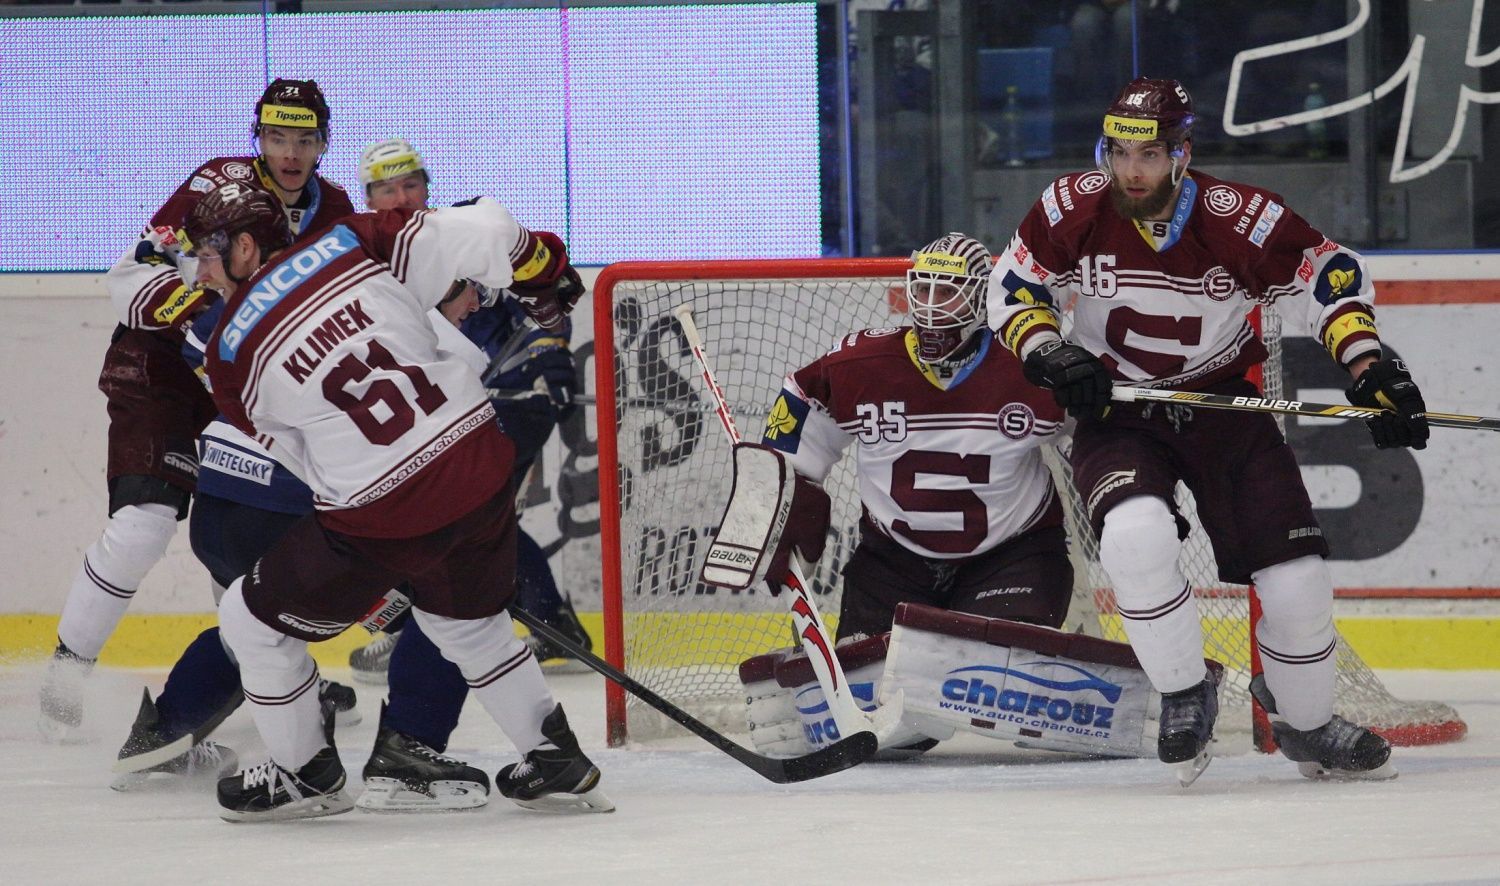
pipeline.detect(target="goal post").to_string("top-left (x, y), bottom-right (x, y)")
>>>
top-left (592, 259), bottom-right (1466, 750)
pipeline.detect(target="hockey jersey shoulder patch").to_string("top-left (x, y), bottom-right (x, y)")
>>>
top-left (1040, 171), bottom-right (1111, 227)
top-left (1195, 178), bottom-right (1284, 248)
top-left (822, 326), bottom-right (908, 361)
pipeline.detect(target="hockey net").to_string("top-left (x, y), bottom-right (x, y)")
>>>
top-left (594, 259), bottom-right (1465, 750)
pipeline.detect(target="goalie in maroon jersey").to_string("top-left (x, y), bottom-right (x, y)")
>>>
top-left (706, 234), bottom-right (1181, 763)
top-left (38, 78), bottom-right (355, 741)
top-left (988, 77), bottom-right (1422, 783)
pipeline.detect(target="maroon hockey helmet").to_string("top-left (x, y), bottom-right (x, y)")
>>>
top-left (1096, 77), bottom-right (1195, 178)
top-left (183, 182), bottom-right (292, 259)
top-left (253, 78), bottom-right (330, 139)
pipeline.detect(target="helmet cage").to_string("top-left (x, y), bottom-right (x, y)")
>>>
top-left (907, 274), bottom-right (986, 363)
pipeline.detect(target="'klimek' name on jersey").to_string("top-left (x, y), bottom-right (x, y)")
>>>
top-left (762, 328), bottom-right (1063, 561)
top-left (204, 201), bottom-right (534, 539)
top-left (987, 169), bottom-right (1382, 387)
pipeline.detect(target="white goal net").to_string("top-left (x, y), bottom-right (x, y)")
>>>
top-left (593, 259), bottom-right (1466, 751)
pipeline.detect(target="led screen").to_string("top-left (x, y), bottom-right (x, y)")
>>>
top-left (0, 5), bottom-right (819, 271)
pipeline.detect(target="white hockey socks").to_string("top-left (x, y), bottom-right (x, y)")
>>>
top-left (415, 608), bottom-right (556, 754)
top-left (57, 503), bottom-right (178, 659)
top-left (218, 579), bottom-right (326, 770)
top-left (1098, 495), bottom-right (1205, 694)
top-left (1252, 555), bottom-right (1336, 730)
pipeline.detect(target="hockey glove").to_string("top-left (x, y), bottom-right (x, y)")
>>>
top-left (524, 348), bottom-right (579, 422)
top-left (1022, 340), bottom-right (1114, 419)
top-left (1347, 357), bottom-right (1429, 450)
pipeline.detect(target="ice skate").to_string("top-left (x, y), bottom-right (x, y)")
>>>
top-left (111, 688), bottom-right (239, 790)
top-left (218, 747), bottom-right (353, 822)
top-left (497, 704), bottom-right (613, 813)
top-left (318, 677), bottom-right (362, 727)
top-left (1250, 675), bottom-right (1396, 781)
top-left (357, 706), bottom-right (489, 813)
top-left (1158, 669), bottom-right (1220, 787)
top-left (521, 600), bottom-right (593, 674)
top-left (37, 641), bottom-right (94, 743)
top-left (349, 630), bottom-right (400, 686)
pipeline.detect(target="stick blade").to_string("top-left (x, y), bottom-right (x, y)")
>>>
top-left (755, 730), bottom-right (878, 784)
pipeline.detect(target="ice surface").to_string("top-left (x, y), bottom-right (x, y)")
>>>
top-left (1, 664), bottom-right (1495, 885)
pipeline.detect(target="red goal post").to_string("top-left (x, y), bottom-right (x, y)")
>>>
top-left (591, 258), bottom-right (1466, 750)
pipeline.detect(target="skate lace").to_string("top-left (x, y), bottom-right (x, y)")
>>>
top-left (1159, 692), bottom-right (1208, 734)
top-left (189, 742), bottom-right (225, 766)
top-left (243, 761), bottom-right (302, 800)
top-left (409, 742), bottom-right (464, 766)
top-left (510, 759), bottom-right (537, 780)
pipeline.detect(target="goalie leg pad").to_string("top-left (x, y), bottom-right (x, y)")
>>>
top-left (703, 443), bottom-right (829, 590)
top-left (882, 602), bottom-right (1168, 757)
top-left (739, 636), bottom-right (938, 758)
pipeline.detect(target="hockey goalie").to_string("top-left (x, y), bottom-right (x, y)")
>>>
top-left (702, 233), bottom-right (1217, 764)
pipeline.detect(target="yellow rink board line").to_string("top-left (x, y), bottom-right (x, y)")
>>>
top-left (0, 612), bottom-right (1496, 670)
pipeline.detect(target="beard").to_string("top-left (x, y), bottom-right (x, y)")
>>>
top-left (1110, 174), bottom-right (1177, 220)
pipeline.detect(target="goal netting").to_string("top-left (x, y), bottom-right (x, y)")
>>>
top-left (593, 259), bottom-right (1466, 751)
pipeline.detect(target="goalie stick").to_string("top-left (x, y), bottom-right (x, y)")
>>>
top-left (1112, 386), bottom-right (1500, 432)
top-left (510, 608), bottom-right (876, 783)
top-left (672, 304), bottom-right (881, 747)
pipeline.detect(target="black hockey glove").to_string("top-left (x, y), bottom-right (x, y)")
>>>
top-left (1347, 357), bottom-right (1429, 450)
top-left (525, 348), bottom-right (579, 422)
top-left (1023, 340), bottom-right (1114, 419)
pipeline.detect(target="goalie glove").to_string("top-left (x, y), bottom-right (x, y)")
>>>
top-left (1347, 357), bottom-right (1429, 450)
top-left (702, 443), bottom-right (831, 593)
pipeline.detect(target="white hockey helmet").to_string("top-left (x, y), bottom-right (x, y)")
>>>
top-left (358, 138), bottom-right (428, 187)
top-left (906, 232), bottom-right (992, 363)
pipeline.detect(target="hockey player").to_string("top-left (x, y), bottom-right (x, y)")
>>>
top-left (706, 234), bottom-right (1180, 762)
top-left (988, 77), bottom-right (1423, 782)
top-left (186, 182), bottom-right (604, 821)
top-left (39, 78), bottom-right (354, 740)
top-left (346, 139), bottom-right (593, 684)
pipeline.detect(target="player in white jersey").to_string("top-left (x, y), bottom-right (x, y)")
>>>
top-left (987, 77), bottom-right (1425, 783)
top-left (183, 182), bottom-right (607, 821)
top-left (706, 234), bottom-right (1176, 762)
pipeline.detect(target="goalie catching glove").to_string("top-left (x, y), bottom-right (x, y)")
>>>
top-left (702, 443), bottom-right (830, 592)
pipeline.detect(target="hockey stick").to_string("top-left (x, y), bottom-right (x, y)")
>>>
top-left (1111, 386), bottom-right (1500, 432)
top-left (671, 304), bottom-right (878, 745)
top-left (510, 608), bottom-right (876, 783)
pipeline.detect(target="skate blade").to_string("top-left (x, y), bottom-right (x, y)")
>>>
top-left (508, 784), bottom-right (615, 814)
top-left (112, 733), bottom-right (193, 774)
top-left (356, 778), bottom-right (489, 813)
top-left (1297, 759), bottom-right (1398, 782)
top-left (349, 670), bottom-right (390, 687)
top-left (1173, 748), bottom-right (1213, 787)
top-left (220, 790), bottom-right (355, 823)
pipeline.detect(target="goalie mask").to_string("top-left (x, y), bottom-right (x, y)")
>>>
top-left (906, 232), bottom-right (992, 364)
top-left (1095, 77), bottom-right (1194, 185)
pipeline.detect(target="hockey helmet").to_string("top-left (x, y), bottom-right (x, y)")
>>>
top-left (183, 182), bottom-right (292, 259)
top-left (359, 138), bottom-right (429, 187)
top-left (1096, 77), bottom-right (1194, 179)
top-left (254, 78), bottom-right (330, 140)
top-left (906, 232), bottom-right (992, 363)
